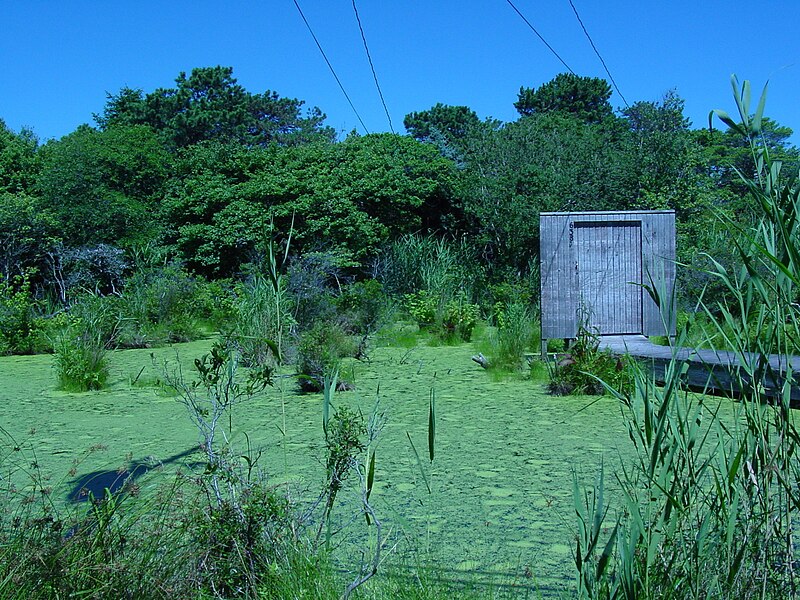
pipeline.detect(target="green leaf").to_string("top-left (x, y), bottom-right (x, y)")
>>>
top-left (322, 370), bottom-right (338, 436)
top-left (428, 387), bottom-right (436, 462)
top-left (406, 432), bottom-right (431, 494)
top-left (709, 109), bottom-right (746, 136)
top-left (366, 450), bottom-right (376, 500)
top-left (752, 80), bottom-right (768, 135)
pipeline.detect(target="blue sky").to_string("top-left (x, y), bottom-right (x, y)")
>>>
top-left (1, 1), bottom-right (799, 144)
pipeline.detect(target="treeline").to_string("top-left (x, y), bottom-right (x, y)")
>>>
top-left (1, 66), bottom-right (798, 329)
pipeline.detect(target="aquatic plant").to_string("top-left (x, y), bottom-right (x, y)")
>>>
top-left (546, 324), bottom-right (631, 396)
top-left (575, 77), bottom-right (800, 599)
top-left (487, 300), bottom-right (539, 371)
top-left (52, 294), bottom-right (118, 391)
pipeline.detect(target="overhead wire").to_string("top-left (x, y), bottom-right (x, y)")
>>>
top-left (352, 0), bottom-right (394, 133)
top-left (567, 0), bottom-right (629, 107)
top-left (291, 0), bottom-right (370, 134)
top-left (504, 0), bottom-right (575, 75)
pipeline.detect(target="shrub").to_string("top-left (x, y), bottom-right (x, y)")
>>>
top-left (0, 274), bottom-right (38, 355)
top-left (52, 293), bottom-right (119, 391)
top-left (117, 264), bottom-right (203, 347)
top-left (296, 322), bottom-right (357, 392)
top-left (286, 251), bottom-right (346, 331)
top-left (547, 326), bottom-right (631, 396)
top-left (488, 301), bottom-right (538, 371)
top-left (441, 293), bottom-right (480, 342)
top-left (405, 290), bottom-right (439, 329)
top-left (336, 279), bottom-right (391, 336)
top-left (405, 290), bottom-right (480, 343)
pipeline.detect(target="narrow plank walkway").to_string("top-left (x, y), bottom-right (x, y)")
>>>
top-left (598, 335), bottom-right (800, 403)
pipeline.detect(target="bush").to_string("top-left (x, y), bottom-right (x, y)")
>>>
top-left (488, 301), bottom-right (538, 371)
top-left (441, 293), bottom-right (480, 342)
top-left (52, 293), bottom-right (119, 391)
top-left (117, 264), bottom-right (204, 347)
top-left (336, 279), bottom-right (391, 336)
top-left (296, 322), bottom-right (357, 392)
top-left (0, 273), bottom-right (40, 355)
top-left (547, 326), bottom-right (631, 396)
top-left (286, 251), bottom-right (346, 331)
top-left (405, 290), bottom-right (439, 329)
top-left (405, 290), bottom-right (479, 343)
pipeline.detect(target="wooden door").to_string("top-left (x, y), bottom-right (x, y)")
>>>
top-left (574, 221), bottom-right (642, 334)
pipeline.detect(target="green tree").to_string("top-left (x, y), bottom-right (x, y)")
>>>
top-left (0, 193), bottom-right (57, 278)
top-left (0, 120), bottom-right (39, 195)
top-left (97, 66), bottom-right (336, 148)
top-left (161, 135), bottom-right (458, 276)
top-left (404, 103), bottom-right (500, 168)
top-left (36, 124), bottom-right (171, 246)
top-left (456, 111), bottom-right (636, 276)
top-left (694, 116), bottom-right (799, 214)
top-left (514, 73), bottom-right (613, 124)
top-left (620, 91), bottom-right (704, 218)
top-left (404, 103), bottom-right (483, 144)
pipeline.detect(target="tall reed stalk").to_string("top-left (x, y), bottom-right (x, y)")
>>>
top-left (575, 77), bottom-right (800, 599)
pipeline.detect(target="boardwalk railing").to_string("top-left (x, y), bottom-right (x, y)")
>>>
top-left (599, 335), bottom-right (800, 404)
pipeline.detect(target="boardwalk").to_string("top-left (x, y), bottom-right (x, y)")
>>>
top-left (598, 335), bottom-right (800, 403)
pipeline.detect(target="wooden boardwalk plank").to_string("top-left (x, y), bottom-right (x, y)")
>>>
top-left (598, 335), bottom-right (800, 403)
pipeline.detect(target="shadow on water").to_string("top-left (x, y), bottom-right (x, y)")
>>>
top-left (67, 447), bottom-right (200, 502)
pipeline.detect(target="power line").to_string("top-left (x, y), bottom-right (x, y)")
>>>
top-left (352, 0), bottom-right (395, 133)
top-left (292, 0), bottom-right (370, 134)
top-left (504, 0), bottom-right (575, 75)
top-left (567, 0), bottom-right (629, 107)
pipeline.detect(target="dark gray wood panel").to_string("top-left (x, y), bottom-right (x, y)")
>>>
top-left (575, 221), bottom-right (642, 334)
top-left (540, 210), bottom-right (675, 341)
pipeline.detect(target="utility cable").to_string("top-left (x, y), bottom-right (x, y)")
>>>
top-left (292, 0), bottom-right (370, 134)
top-left (352, 0), bottom-right (395, 133)
top-left (504, 0), bottom-right (575, 75)
top-left (567, 0), bottom-right (629, 107)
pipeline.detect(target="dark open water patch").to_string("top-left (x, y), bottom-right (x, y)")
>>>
top-left (67, 447), bottom-right (199, 502)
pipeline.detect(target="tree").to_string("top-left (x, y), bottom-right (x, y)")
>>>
top-left (455, 110), bottom-right (641, 276)
top-left (694, 116), bottom-right (799, 208)
top-left (161, 135), bottom-right (459, 276)
top-left (0, 193), bottom-right (57, 278)
top-left (0, 120), bottom-right (39, 195)
top-left (97, 66), bottom-right (336, 148)
top-left (514, 73), bottom-right (613, 124)
top-left (36, 124), bottom-right (171, 246)
top-left (620, 91), bottom-right (703, 218)
top-left (404, 103), bottom-right (483, 143)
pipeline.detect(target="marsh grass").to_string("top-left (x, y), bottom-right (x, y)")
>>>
top-left (575, 78), bottom-right (800, 599)
top-left (228, 273), bottom-right (295, 367)
top-left (487, 302), bottom-right (539, 372)
top-left (52, 295), bottom-right (117, 391)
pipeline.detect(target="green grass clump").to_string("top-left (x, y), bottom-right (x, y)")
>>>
top-left (546, 326), bottom-right (631, 396)
top-left (488, 301), bottom-right (539, 372)
top-left (52, 305), bottom-right (112, 392)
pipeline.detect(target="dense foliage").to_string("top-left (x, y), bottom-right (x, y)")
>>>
top-left (2, 66), bottom-right (800, 598)
top-left (0, 65), bottom-right (795, 309)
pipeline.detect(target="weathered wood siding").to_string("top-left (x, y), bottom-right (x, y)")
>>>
top-left (540, 210), bottom-right (675, 340)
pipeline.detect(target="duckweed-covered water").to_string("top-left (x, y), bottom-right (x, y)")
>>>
top-left (1, 338), bottom-right (638, 596)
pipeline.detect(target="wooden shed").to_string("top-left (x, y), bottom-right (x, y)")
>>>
top-left (539, 210), bottom-right (676, 353)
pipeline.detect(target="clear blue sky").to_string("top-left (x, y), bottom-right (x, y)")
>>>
top-left (1, 1), bottom-right (798, 144)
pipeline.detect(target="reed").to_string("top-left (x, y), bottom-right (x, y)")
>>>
top-left (574, 77), bottom-right (800, 599)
